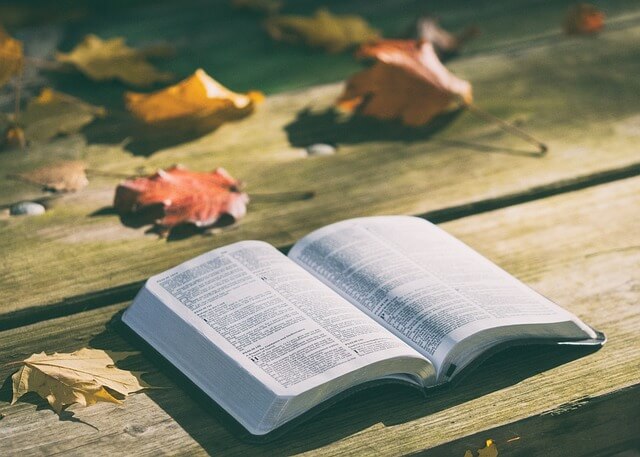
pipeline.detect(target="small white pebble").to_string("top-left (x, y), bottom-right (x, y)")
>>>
top-left (10, 201), bottom-right (46, 216)
top-left (306, 143), bottom-right (336, 156)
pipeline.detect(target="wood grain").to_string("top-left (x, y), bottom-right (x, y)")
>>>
top-left (2, 17), bottom-right (640, 321)
top-left (1, 176), bottom-right (638, 456)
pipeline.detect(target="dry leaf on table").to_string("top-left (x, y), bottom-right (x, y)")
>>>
top-left (231, 0), bottom-right (283, 15)
top-left (464, 439), bottom-right (499, 457)
top-left (56, 34), bottom-right (173, 87)
top-left (0, 25), bottom-right (23, 88)
top-left (17, 88), bottom-right (105, 143)
top-left (8, 348), bottom-right (147, 413)
top-left (114, 165), bottom-right (249, 233)
top-left (338, 39), bottom-right (472, 126)
top-left (125, 68), bottom-right (263, 130)
top-left (265, 9), bottom-right (380, 53)
top-left (563, 3), bottom-right (605, 35)
top-left (17, 160), bottom-right (88, 192)
top-left (415, 17), bottom-right (480, 57)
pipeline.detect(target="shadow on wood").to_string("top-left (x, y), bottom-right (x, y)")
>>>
top-left (284, 107), bottom-right (463, 149)
top-left (285, 107), bottom-right (545, 157)
top-left (405, 384), bottom-right (640, 457)
top-left (82, 311), bottom-right (603, 455)
top-left (90, 205), bottom-right (238, 240)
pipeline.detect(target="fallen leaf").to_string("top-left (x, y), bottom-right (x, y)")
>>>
top-left (114, 165), bottom-right (249, 232)
top-left (415, 17), bottom-right (480, 57)
top-left (232, 0), bottom-right (283, 15)
top-left (265, 9), bottom-right (380, 53)
top-left (338, 39), bottom-right (472, 126)
top-left (9, 348), bottom-right (147, 413)
top-left (18, 160), bottom-right (89, 192)
top-left (56, 34), bottom-right (173, 87)
top-left (17, 88), bottom-right (105, 143)
top-left (477, 439), bottom-right (498, 457)
top-left (0, 25), bottom-right (23, 88)
top-left (464, 439), bottom-right (499, 457)
top-left (564, 3), bottom-right (605, 35)
top-left (125, 68), bottom-right (263, 130)
top-left (3, 125), bottom-right (26, 150)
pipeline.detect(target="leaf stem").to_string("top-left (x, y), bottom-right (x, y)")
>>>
top-left (466, 103), bottom-right (548, 156)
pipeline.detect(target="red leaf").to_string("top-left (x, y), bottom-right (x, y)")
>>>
top-left (114, 165), bottom-right (249, 231)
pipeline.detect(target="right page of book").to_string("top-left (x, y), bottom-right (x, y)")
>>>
top-left (288, 216), bottom-right (596, 380)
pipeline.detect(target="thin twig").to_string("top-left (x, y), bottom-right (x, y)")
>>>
top-left (466, 103), bottom-right (548, 155)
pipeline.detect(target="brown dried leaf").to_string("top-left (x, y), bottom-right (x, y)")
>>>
top-left (114, 165), bottom-right (249, 232)
top-left (125, 69), bottom-right (263, 130)
top-left (265, 9), bottom-right (380, 53)
top-left (9, 348), bottom-right (147, 413)
top-left (338, 39), bottom-right (472, 126)
top-left (56, 34), bottom-right (173, 87)
top-left (563, 3), bottom-right (605, 35)
top-left (18, 160), bottom-right (88, 192)
top-left (0, 25), bottom-right (23, 88)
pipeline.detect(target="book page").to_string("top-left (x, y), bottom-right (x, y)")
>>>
top-left (289, 216), bottom-right (594, 372)
top-left (145, 240), bottom-right (429, 395)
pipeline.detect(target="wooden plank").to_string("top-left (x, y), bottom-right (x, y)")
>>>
top-left (2, 15), bottom-right (640, 322)
top-left (408, 385), bottom-right (640, 457)
top-left (1, 176), bottom-right (639, 456)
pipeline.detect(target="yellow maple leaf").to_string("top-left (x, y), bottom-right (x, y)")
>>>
top-left (0, 25), bottom-right (23, 88)
top-left (56, 34), bottom-right (173, 87)
top-left (125, 68), bottom-right (264, 129)
top-left (9, 348), bottom-right (148, 413)
top-left (264, 8), bottom-right (380, 53)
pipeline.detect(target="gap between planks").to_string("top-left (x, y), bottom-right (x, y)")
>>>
top-left (2, 160), bottom-right (640, 332)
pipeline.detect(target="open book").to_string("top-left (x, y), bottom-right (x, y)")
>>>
top-left (122, 216), bottom-right (604, 436)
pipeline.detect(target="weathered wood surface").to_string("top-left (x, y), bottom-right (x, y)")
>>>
top-left (2, 176), bottom-right (639, 456)
top-left (2, 11), bottom-right (640, 323)
top-left (415, 385), bottom-right (640, 457)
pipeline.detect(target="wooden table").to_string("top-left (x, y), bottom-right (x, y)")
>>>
top-left (1, 1), bottom-right (639, 455)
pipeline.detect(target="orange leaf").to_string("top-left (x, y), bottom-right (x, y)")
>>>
top-left (125, 69), bottom-right (263, 130)
top-left (338, 39), bottom-right (472, 126)
top-left (563, 3), bottom-right (605, 35)
top-left (114, 165), bottom-right (249, 231)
